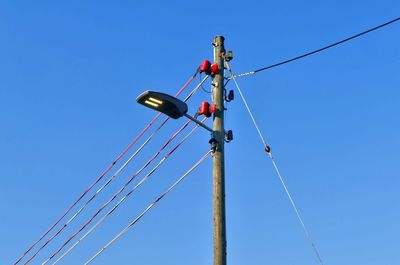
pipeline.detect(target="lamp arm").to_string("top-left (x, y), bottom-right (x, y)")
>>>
top-left (183, 113), bottom-right (213, 132)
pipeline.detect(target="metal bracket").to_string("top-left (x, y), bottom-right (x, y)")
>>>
top-left (209, 137), bottom-right (217, 153)
top-left (225, 130), bottom-right (233, 143)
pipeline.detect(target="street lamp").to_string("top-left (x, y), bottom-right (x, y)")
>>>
top-left (136, 90), bottom-right (213, 132)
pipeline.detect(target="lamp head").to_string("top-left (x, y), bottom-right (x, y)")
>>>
top-left (136, 91), bottom-right (188, 119)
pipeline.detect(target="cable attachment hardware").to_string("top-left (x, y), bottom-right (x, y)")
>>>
top-left (264, 145), bottom-right (271, 153)
top-left (224, 89), bottom-right (234, 102)
top-left (225, 130), bottom-right (233, 143)
top-left (209, 138), bottom-right (217, 153)
top-left (226, 50), bottom-right (233, 61)
top-left (222, 50), bottom-right (233, 62)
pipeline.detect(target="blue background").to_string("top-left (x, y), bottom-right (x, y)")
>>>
top-left (1, 1), bottom-right (399, 264)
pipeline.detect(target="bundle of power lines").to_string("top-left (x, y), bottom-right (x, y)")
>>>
top-left (15, 71), bottom-right (213, 265)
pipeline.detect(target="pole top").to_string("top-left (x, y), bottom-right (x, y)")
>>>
top-left (214, 35), bottom-right (225, 41)
top-left (213, 36), bottom-right (225, 50)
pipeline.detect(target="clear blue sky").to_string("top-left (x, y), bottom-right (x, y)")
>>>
top-left (1, 1), bottom-right (399, 264)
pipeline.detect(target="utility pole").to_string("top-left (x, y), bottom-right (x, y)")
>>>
top-left (212, 35), bottom-right (226, 265)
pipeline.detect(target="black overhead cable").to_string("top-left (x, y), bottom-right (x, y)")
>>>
top-left (235, 17), bottom-right (400, 77)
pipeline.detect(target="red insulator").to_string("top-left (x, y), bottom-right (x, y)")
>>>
top-left (210, 64), bottom-right (219, 75)
top-left (199, 60), bottom-right (211, 73)
top-left (209, 103), bottom-right (217, 114)
top-left (199, 101), bottom-right (211, 117)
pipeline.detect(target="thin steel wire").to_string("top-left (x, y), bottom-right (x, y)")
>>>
top-left (269, 158), bottom-right (325, 265)
top-left (84, 150), bottom-right (212, 265)
top-left (226, 61), bottom-right (325, 265)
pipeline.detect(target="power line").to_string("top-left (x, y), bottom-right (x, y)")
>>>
top-left (234, 17), bottom-right (400, 78)
top-left (84, 150), bottom-right (212, 265)
top-left (50, 118), bottom-right (208, 265)
top-left (226, 61), bottom-right (325, 265)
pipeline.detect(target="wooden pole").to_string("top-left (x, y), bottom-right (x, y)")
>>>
top-left (212, 35), bottom-right (227, 265)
